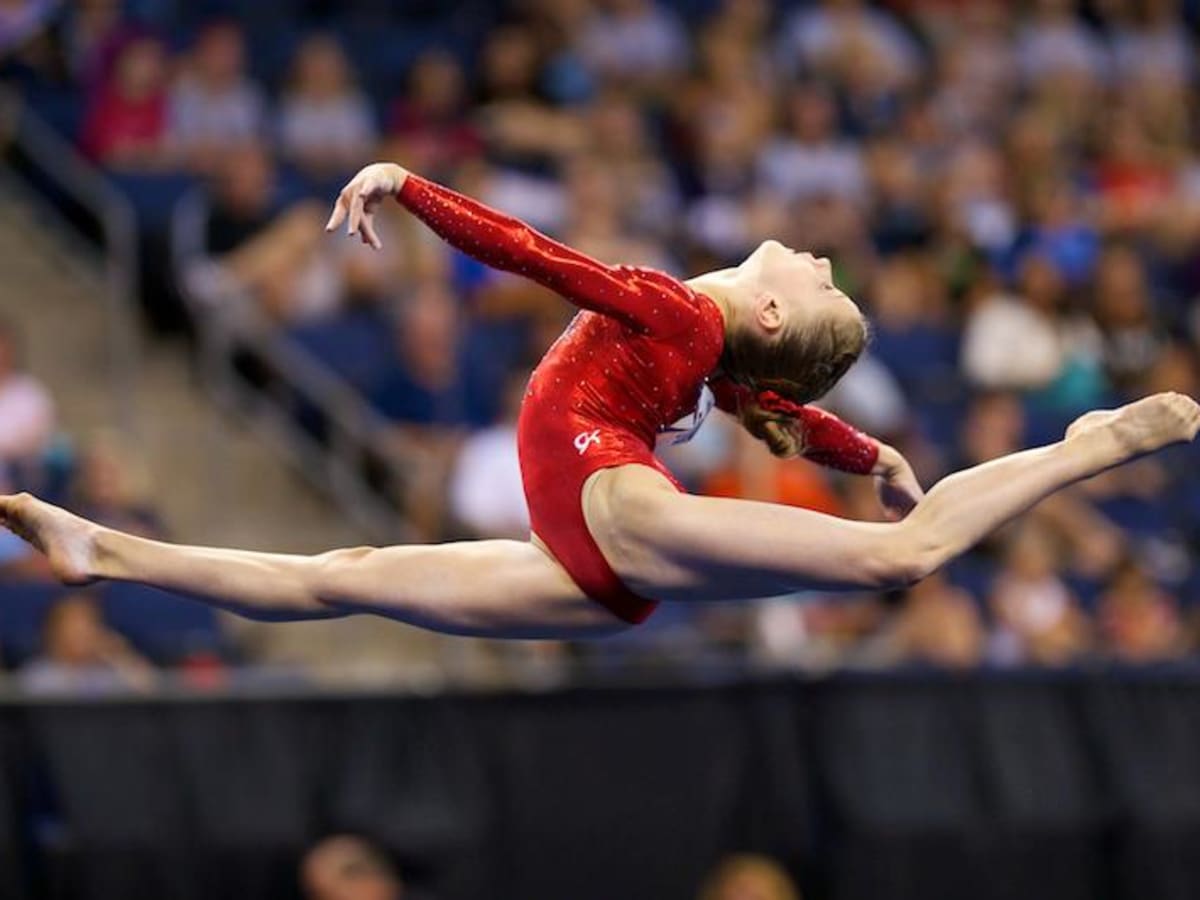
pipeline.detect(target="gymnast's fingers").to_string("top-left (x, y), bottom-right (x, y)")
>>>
top-left (347, 190), bottom-right (366, 238)
top-left (325, 186), bottom-right (351, 232)
top-left (360, 204), bottom-right (382, 250)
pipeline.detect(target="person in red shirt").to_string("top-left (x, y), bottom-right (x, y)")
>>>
top-left (2, 162), bottom-right (1197, 639)
top-left (79, 34), bottom-right (173, 170)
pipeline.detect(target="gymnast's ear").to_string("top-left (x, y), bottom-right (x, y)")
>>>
top-left (753, 293), bottom-right (785, 335)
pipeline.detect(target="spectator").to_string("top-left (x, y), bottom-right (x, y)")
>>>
top-left (697, 853), bottom-right (801, 900)
top-left (758, 82), bottom-right (867, 207)
top-left (579, 0), bottom-right (689, 88)
top-left (277, 35), bottom-right (377, 186)
top-left (0, 318), bottom-right (55, 478)
top-left (585, 90), bottom-right (680, 239)
top-left (1016, 0), bottom-right (1108, 85)
top-left (1093, 245), bottom-right (1166, 392)
top-left (368, 281), bottom-right (479, 431)
top-left (62, 0), bottom-right (124, 87)
top-left (777, 0), bottom-right (921, 90)
top-left (386, 51), bottom-right (481, 177)
top-left (961, 258), bottom-right (1063, 391)
top-left (168, 20), bottom-right (265, 173)
top-left (369, 281), bottom-right (487, 535)
top-left (876, 572), bottom-right (986, 669)
top-left (79, 32), bottom-right (174, 169)
top-left (448, 373), bottom-right (529, 539)
top-left (987, 522), bottom-right (1092, 666)
top-left (70, 431), bottom-right (165, 537)
top-left (1098, 559), bottom-right (1187, 663)
top-left (19, 593), bottom-right (156, 695)
top-left (184, 145), bottom-right (344, 323)
top-left (300, 835), bottom-right (414, 900)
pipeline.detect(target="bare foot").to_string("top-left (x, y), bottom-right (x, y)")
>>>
top-left (0, 493), bottom-right (101, 584)
top-left (1066, 392), bottom-right (1200, 462)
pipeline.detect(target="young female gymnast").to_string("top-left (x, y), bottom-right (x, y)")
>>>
top-left (2, 162), bottom-right (1197, 639)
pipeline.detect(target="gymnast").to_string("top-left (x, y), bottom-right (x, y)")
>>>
top-left (2, 161), bottom-right (1197, 639)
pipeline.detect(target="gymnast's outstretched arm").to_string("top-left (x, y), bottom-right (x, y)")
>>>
top-left (326, 162), bottom-right (689, 333)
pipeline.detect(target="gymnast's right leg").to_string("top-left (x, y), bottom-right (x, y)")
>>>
top-left (0, 498), bottom-right (625, 639)
top-left (588, 392), bottom-right (1200, 602)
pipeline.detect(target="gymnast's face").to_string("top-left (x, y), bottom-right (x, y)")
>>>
top-left (737, 239), bottom-right (860, 339)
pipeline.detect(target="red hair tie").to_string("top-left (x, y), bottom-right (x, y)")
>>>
top-left (756, 391), bottom-right (879, 475)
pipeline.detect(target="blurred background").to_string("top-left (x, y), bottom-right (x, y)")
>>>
top-left (1, 0), bottom-right (1200, 897)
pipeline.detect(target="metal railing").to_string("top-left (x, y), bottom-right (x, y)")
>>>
top-left (1, 86), bottom-right (411, 541)
top-left (186, 288), bottom-right (414, 542)
top-left (0, 87), bottom-right (140, 437)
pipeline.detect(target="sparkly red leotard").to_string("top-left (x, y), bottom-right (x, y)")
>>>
top-left (398, 175), bottom-right (879, 624)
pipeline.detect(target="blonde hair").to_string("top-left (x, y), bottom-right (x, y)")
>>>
top-left (697, 854), bottom-right (802, 900)
top-left (722, 312), bottom-right (868, 457)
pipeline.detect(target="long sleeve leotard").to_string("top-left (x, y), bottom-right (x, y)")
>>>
top-left (396, 175), bottom-right (879, 622)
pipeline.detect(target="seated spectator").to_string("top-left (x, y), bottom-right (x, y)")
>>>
top-left (69, 431), bottom-right (165, 537)
top-left (182, 145), bottom-right (344, 323)
top-left (697, 853), bottom-right (801, 900)
top-left (0, 319), bottom-right (54, 494)
top-left (960, 260), bottom-right (1063, 391)
top-left (1092, 245), bottom-right (1166, 394)
top-left (865, 254), bottom-right (959, 401)
top-left (19, 593), bottom-right (156, 695)
top-left (221, 202), bottom-right (345, 323)
top-left (865, 571), bottom-right (985, 670)
top-left (987, 522), bottom-right (1093, 666)
top-left (777, 0), bottom-right (920, 90)
top-left (1017, 181), bottom-right (1099, 288)
top-left (758, 82), bottom-right (866, 207)
top-left (585, 90), bottom-right (681, 239)
top-left (199, 142), bottom-right (282, 256)
top-left (448, 373), bottom-right (529, 540)
top-left (1098, 559), bottom-right (1187, 663)
top-left (386, 51), bottom-right (481, 177)
top-left (472, 26), bottom-right (587, 183)
top-left (300, 835), bottom-right (417, 900)
top-left (958, 391), bottom-right (1026, 467)
top-left (579, 0), bottom-right (689, 89)
top-left (79, 32), bottom-right (174, 170)
top-left (368, 282), bottom-right (481, 431)
top-left (940, 140), bottom-right (1017, 253)
top-left (1110, 0), bottom-right (1194, 84)
top-left (168, 20), bottom-right (265, 173)
top-left (559, 155), bottom-right (672, 270)
top-left (62, 0), bottom-right (124, 86)
top-left (864, 138), bottom-right (934, 252)
top-left (369, 281), bottom-right (490, 535)
top-left (1016, 0), bottom-right (1108, 86)
top-left (277, 35), bottom-right (377, 186)
top-left (1098, 106), bottom-right (1174, 226)
top-left (0, 318), bottom-right (54, 480)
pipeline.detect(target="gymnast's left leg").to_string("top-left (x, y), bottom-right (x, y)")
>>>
top-left (0, 495), bottom-right (625, 639)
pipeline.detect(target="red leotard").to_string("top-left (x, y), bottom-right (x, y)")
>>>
top-left (397, 175), bottom-right (879, 624)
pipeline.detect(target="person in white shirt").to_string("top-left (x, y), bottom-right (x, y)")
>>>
top-left (449, 375), bottom-right (530, 539)
top-left (0, 320), bottom-right (54, 470)
top-left (168, 20), bottom-right (266, 173)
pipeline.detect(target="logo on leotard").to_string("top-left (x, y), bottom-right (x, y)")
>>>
top-left (574, 429), bottom-right (601, 455)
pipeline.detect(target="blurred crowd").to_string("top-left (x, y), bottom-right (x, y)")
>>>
top-left (2, 0), bottom-right (1200, 684)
